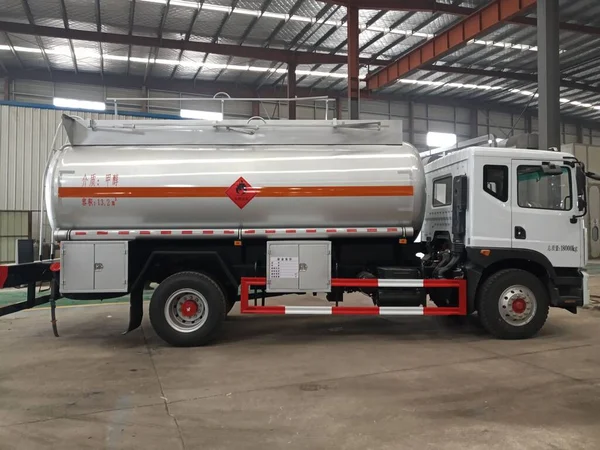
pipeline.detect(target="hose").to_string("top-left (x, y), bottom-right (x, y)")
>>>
top-left (437, 254), bottom-right (460, 278)
top-left (432, 252), bottom-right (451, 278)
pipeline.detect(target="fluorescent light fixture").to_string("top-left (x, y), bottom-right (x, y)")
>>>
top-left (427, 132), bottom-right (457, 148)
top-left (53, 97), bottom-right (106, 111)
top-left (180, 109), bottom-right (224, 120)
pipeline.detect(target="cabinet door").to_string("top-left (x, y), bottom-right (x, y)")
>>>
top-left (267, 244), bottom-right (299, 293)
top-left (94, 242), bottom-right (128, 293)
top-left (61, 243), bottom-right (95, 293)
top-left (299, 243), bottom-right (331, 292)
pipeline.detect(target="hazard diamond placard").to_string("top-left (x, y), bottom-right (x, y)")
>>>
top-left (225, 177), bottom-right (257, 209)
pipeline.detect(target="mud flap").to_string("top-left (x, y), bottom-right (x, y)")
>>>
top-left (124, 286), bottom-right (143, 334)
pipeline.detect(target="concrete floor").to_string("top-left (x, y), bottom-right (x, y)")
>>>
top-left (2, 297), bottom-right (600, 450)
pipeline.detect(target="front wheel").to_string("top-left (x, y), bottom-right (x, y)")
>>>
top-left (149, 271), bottom-right (226, 346)
top-left (477, 269), bottom-right (549, 340)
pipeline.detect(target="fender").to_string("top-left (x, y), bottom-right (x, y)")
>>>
top-left (124, 250), bottom-right (238, 334)
top-left (464, 247), bottom-right (582, 312)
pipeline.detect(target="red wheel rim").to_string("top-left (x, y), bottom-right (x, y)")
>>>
top-left (180, 299), bottom-right (198, 318)
top-left (512, 298), bottom-right (527, 314)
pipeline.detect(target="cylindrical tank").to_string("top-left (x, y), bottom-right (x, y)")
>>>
top-left (46, 144), bottom-right (426, 233)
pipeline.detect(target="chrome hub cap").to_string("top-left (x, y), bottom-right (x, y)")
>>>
top-left (498, 284), bottom-right (537, 326)
top-left (164, 289), bottom-right (209, 333)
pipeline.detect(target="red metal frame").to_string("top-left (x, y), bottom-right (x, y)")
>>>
top-left (240, 277), bottom-right (467, 316)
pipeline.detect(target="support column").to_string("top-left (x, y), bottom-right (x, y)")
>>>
top-left (408, 101), bottom-right (415, 144)
top-left (469, 108), bottom-right (478, 138)
top-left (287, 60), bottom-right (296, 120)
top-left (3, 77), bottom-right (10, 101)
top-left (537, 0), bottom-right (561, 150)
top-left (252, 99), bottom-right (261, 118)
top-left (576, 123), bottom-right (584, 143)
top-left (336, 96), bottom-right (343, 119)
top-left (525, 112), bottom-right (533, 134)
top-left (347, 6), bottom-right (360, 120)
top-left (141, 86), bottom-right (149, 113)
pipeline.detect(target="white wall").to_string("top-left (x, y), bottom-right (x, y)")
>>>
top-left (0, 104), bottom-right (153, 249)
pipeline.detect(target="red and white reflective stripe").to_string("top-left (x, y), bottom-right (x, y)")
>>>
top-left (243, 305), bottom-right (461, 316)
top-left (68, 229), bottom-right (239, 240)
top-left (240, 277), bottom-right (468, 317)
top-left (378, 279), bottom-right (424, 288)
top-left (273, 306), bottom-right (426, 316)
top-left (331, 279), bottom-right (462, 289)
top-left (64, 227), bottom-right (414, 240)
top-left (241, 227), bottom-right (412, 238)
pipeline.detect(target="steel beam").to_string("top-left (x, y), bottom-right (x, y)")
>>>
top-left (366, 0), bottom-right (537, 90)
top-left (239, 0), bottom-right (273, 44)
top-left (145, 0), bottom-right (171, 83)
top-left (537, 0), bottom-right (561, 150)
top-left (271, 4), bottom-right (341, 86)
top-left (302, 10), bottom-right (387, 89)
top-left (214, 1), bottom-right (241, 82)
top-left (258, 3), bottom-right (339, 88)
top-left (0, 20), bottom-right (386, 66)
top-left (423, 64), bottom-right (600, 95)
top-left (126, 0), bottom-right (136, 76)
top-left (513, 16), bottom-right (600, 36)
top-left (19, 0), bottom-right (53, 73)
top-left (287, 61), bottom-right (297, 119)
top-left (169, 2), bottom-right (202, 80)
top-left (95, 0), bottom-right (104, 77)
top-left (318, 0), bottom-right (600, 37)
top-left (58, 0), bottom-right (78, 73)
top-left (263, 0), bottom-right (305, 48)
top-left (347, 6), bottom-right (360, 119)
top-left (317, 0), bottom-right (477, 15)
top-left (3, 33), bottom-right (24, 69)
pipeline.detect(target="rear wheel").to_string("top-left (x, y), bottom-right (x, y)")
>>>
top-left (149, 271), bottom-right (226, 346)
top-left (477, 269), bottom-right (549, 339)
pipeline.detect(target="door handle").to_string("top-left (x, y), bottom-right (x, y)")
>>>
top-left (515, 226), bottom-right (526, 240)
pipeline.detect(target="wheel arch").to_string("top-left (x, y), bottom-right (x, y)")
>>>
top-left (131, 250), bottom-right (238, 300)
top-left (465, 248), bottom-right (556, 313)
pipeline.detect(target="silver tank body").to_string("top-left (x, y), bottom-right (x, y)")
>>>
top-left (46, 144), bottom-right (426, 231)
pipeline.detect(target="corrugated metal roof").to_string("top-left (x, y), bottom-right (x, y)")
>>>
top-left (1, 0), bottom-right (600, 121)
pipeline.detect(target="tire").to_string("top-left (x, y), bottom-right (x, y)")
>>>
top-left (477, 268), bottom-right (549, 340)
top-left (149, 271), bottom-right (226, 347)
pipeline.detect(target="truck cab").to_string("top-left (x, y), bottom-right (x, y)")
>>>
top-left (422, 147), bottom-right (589, 338)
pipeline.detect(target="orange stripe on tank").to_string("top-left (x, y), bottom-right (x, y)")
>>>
top-left (58, 185), bottom-right (413, 198)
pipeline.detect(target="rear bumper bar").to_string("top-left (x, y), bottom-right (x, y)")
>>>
top-left (0, 260), bottom-right (60, 318)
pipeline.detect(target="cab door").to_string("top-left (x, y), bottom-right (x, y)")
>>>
top-left (511, 160), bottom-right (581, 268)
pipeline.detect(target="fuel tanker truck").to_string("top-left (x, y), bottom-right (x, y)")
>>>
top-left (0, 114), bottom-right (590, 346)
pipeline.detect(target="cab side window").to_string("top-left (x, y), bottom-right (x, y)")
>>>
top-left (517, 165), bottom-right (572, 210)
top-left (483, 165), bottom-right (508, 202)
top-left (432, 176), bottom-right (452, 207)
